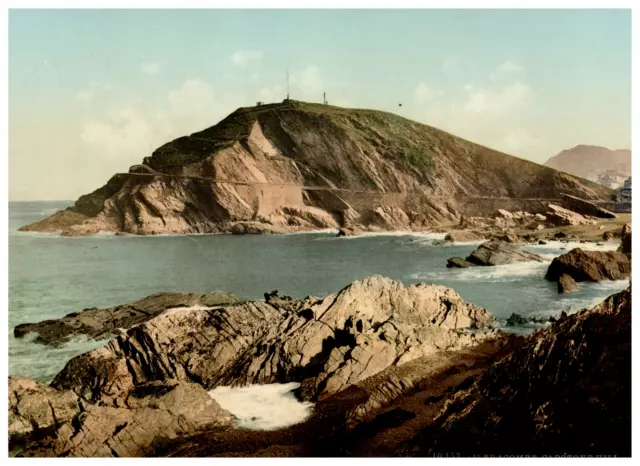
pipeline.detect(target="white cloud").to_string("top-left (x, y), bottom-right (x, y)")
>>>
top-left (257, 85), bottom-right (283, 103)
top-left (80, 78), bottom-right (240, 164)
top-left (491, 60), bottom-right (525, 81)
top-left (413, 82), bottom-right (444, 102)
top-left (230, 49), bottom-right (263, 68)
top-left (76, 81), bottom-right (111, 101)
top-left (440, 57), bottom-right (457, 74)
top-left (140, 62), bottom-right (161, 75)
top-left (462, 82), bottom-right (532, 118)
top-left (292, 65), bottom-right (323, 96)
top-left (410, 60), bottom-right (539, 158)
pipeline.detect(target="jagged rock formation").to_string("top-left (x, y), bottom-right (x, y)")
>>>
top-left (20, 101), bottom-right (610, 236)
top-left (49, 276), bottom-right (496, 406)
top-left (405, 287), bottom-right (631, 457)
top-left (14, 291), bottom-right (238, 347)
top-left (545, 248), bottom-right (631, 282)
top-left (544, 145), bottom-right (631, 183)
top-left (9, 377), bottom-right (234, 457)
top-left (447, 241), bottom-right (543, 268)
top-left (545, 203), bottom-right (596, 226)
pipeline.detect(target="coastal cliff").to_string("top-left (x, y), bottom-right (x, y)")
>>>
top-left (20, 100), bottom-right (610, 236)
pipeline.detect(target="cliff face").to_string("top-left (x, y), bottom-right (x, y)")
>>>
top-left (21, 101), bottom-right (611, 236)
top-left (544, 145), bottom-right (631, 183)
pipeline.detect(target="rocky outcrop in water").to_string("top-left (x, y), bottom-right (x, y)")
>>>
top-left (406, 287), bottom-right (631, 457)
top-left (447, 241), bottom-right (543, 268)
top-left (557, 273), bottom-right (578, 293)
top-left (49, 276), bottom-right (496, 407)
top-left (13, 291), bottom-right (239, 347)
top-left (545, 248), bottom-right (631, 282)
top-left (10, 377), bottom-right (234, 457)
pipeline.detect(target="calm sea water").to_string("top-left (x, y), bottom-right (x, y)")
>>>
top-left (8, 201), bottom-right (628, 382)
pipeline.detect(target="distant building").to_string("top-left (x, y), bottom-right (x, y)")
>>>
top-left (615, 177), bottom-right (631, 212)
top-left (597, 170), bottom-right (628, 189)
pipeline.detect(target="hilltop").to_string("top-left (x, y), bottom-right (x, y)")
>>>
top-left (544, 145), bottom-right (631, 187)
top-left (21, 100), bottom-right (611, 236)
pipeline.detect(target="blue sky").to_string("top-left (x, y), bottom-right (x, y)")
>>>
top-left (9, 9), bottom-right (631, 200)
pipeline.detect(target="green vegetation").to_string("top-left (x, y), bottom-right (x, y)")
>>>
top-left (404, 148), bottom-right (435, 173)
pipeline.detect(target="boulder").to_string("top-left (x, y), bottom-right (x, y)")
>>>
top-left (491, 230), bottom-right (519, 243)
top-left (406, 288), bottom-right (631, 457)
top-left (444, 230), bottom-right (483, 243)
top-left (50, 276), bottom-right (496, 406)
top-left (11, 379), bottom-right (234, 457)
top-left (464, 241), bottom-right (544, 267)
top-left (14, 291), bottom-right (239, 347)
top-left (621, 223), bottom-right (631, 237)
top-left (538, 240), bottom-right (547, 245)
top-left (557, 274), bottom-right (578, 293)
top-left (535, 224), bottom-right (545, 231)
top-left (603, 231), bottom-right (613, 241)
top-left (545, 248), bottom-right (631, 282)
top-left (495, 209), bottom-right (513, 219)
top-left (337, 227), bottom-right (361, 237)
top-left (618, 223), bottom-right (631, 255)
top-left (554, 232), bottom-right (567, 239)
top-left (446, 257), bottom-right (477, 268)
top-left (561, 194), bottom-right (617, 219)
top-left (534, 213), bottom-right (547, 222)
top-left (545, 204), bottom-right (592, 226)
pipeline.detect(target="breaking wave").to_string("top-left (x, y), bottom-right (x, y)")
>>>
top-left (208, 382), bottom-right (314, 431)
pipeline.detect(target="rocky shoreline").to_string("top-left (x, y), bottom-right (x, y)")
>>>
top-left (9, 222), bottom-right (632, 457)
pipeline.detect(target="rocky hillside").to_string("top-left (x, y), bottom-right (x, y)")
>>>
top-left (21, 100), bottom-right (611, 236)
top-left (544, 145), bottom-right (631, 183)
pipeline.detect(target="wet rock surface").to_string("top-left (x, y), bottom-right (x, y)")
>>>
top-left (545, 248), bottom-right (631, 282)
top-left (448, 240), bottom-right (543, 268)
top-left (13, 291), bottom-right (239, 347)
top-left (557, 273), bottom-right (578, 293)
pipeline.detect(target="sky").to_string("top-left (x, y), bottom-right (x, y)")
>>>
top-left (8, 9), bottom-right (632, 201)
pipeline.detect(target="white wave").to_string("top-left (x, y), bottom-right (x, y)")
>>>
top-left (208, 382), bottom-right (314, 431)
top-left (412, 260), bottom-right (550, 283)
top-left (525, 240), bottom-right (619, 253)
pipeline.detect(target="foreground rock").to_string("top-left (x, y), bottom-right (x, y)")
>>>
top-left (545, 248), bottom-right (631, 282)
top-left (447, 241), bottom-right (543, 268)
top-left (618, 223), bottom-right (631, 255)
top-left (14, 291), bottom-right (239, 347)
top-left (405, 287), bottom-right (631, 456)
top-left (50, 276), bottom-right (496, 406)
top-left (10, 378), bottom-right (234, 457)
top-left (337, 227), bottom-right (361, 237)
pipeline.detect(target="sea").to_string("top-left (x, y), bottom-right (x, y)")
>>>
top-left (8, 200), bottom-right (629, 384)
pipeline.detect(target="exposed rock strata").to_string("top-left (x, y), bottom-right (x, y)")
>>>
top-left (19, 101), bottom-right (610, 236)
top-left (10, 378), bottom-right (234, 457)
top-left (447, 241), bottom-right (543, 268)
top-left (50, 276), bottom-right (496, 406)
top-left (405, 288), bottom-right (631, 457)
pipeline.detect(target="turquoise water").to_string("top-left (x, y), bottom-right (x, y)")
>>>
top-left (8, 201), bottom-right (628, 382)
